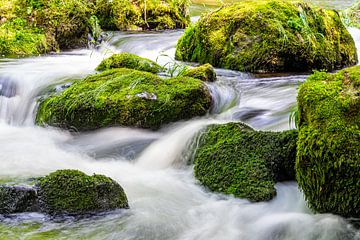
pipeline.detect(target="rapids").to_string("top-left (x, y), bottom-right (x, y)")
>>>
top-left (0, 2), bottom-right (359, 240)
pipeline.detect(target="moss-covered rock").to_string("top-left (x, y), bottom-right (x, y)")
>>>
top-left (36, 170), bottom-right (129, 215)
top-left (193, 122), bottom-right (298, 202)
top-left (296, 66), bottom-right (360, 218)
top-left (96, 53), bottom-right (163, 73)
top-left (0, 185), bottom-right (38, 214)
top-left (36, 68), bottom-right (212, 131)
top-left (110, 0), bottom-right (190, 31)
top-left (176, 0), bottom-right (357, 73)
top-left (183, 63), bottom-right (216, 82)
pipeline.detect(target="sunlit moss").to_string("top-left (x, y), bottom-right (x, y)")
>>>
top-left (96, 53), bottom-right (163, 73)
top-left (176, 0), bottom-right (357, 73)
top-left (36, 68), bottom-right (212, 131)
top-left (183, 63), bottom-right (217, 82)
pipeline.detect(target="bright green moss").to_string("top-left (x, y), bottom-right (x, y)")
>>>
top-left (96, 53), bottom-right (163, 73)
top-left (176, 0), bottom-right (357, 73)
top-left (296, 66), bottom-right (360, 218)
top-left (183, 63), bottom-right (217, 82)
top-left (36, 68), bottom-right (212, 131)
top-left (111, 0), bottom-right (191, 30)
top-left (0, 18), bottom-right (47, 56)
top-left (37, 170), bottom-right (129, 215)
top-left (194, 122), bottom-right (298, 202)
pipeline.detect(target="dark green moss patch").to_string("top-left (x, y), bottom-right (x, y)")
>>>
top-left (96, 53), bottom-right (163, 73)
top-left (193, 122), bottom-right (298, 202)
top-left (36, 68), bottom-right (212, 131)
top-left (184, 63), bottom-right (216, 82)
top-left (176, 0), bottom-right (357, 73)
top-left (37, 170), bottom-right (129, 215)
top-left (296, 66), bottom-right (360, 218)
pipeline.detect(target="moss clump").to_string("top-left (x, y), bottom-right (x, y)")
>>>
top-left (296, 66), bottom-right (360, 218)
top-left (96, 53), bottom-right (163, 73)
top-left (176, 0), bottom-right (357, 73)
top-left (110, 0), bottom-right (190, 31)
top-left (183, 63), bottom-right (216, 82)
top-left (37, 170), bottom-right (129, 215)
top-left (194, 122), bottom-right (298, 202)
top-left (36, 68), bottom-right (212, 131)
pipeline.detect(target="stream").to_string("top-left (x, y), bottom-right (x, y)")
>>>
top-left (0, 2), bottom-right (360, 240)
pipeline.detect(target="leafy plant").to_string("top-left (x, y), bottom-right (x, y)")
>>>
top-left (157, 53), bottom-right (189, 77)
top-left (289, 104), bottom-right (299, 129)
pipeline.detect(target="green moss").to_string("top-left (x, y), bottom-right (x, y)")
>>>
top-left (96, 53), bottom-right (163, 73)
top-left (194, 122), bottom-right (298, 202)
top-left (183, 63), bottom-right (216, 82)
top-left (296, 66), bottom-right (360, 218)
top-left (176, 0), bottom-right (357, 73)
top-left (37, 169), bottom-right (128, 215)
top-left (111, 0), bottom-right (191, 31)
top-left (0, 18), bottom-right (47, 56)
top-left (36, 68), bottom-right (212, 131)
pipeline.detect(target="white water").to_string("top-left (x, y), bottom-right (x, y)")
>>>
top-left (0, 11), bottom-right (359, 240)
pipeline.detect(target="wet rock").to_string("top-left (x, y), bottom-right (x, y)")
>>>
top-left (0, 185), bottom-right (38, 214)
top-left (0, 77), bottom-right (16, 98)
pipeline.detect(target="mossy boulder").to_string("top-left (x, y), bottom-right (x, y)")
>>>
top-left (36, 68), bottom-right (212, 131)
top-left (183, 63), bottom-right (216, 82)
top-left (36, 170), bottom-right (129, 215)
top-left (193, 122), bottom-right (298, 202)
top-left (176, 0), bottom-right (357, 73)
top-left (110, 0), bottom-right (190, 31)
top-left (96, 53), bottom-right (163, 73)
top-left (0, 186), bottom-right (38, 214)
top-left (296, 66), bottom-right (360, 218)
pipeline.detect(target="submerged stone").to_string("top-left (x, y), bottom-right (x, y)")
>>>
top-left (296, 66), bottom-right (360, 218)
top-left (96, 53), bottom-right (163, 73)
top-left (36, 170), bottom-right (129, 215)
top-left (36, 68), bottom-right (212, 131)
top-left (183, 64), bottom-right (217, 82)
top-left (0, 185), bottom-right (38, 214)
top-left (193, 122), bottom-right (297, 202)
top-left (176, 0), bottom-right (357, 73)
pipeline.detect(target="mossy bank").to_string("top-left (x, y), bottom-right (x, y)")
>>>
top-left (296, 66), bottom-right (360, 218)
top-left (36, 68), bottom-right (212, 131)
top-left (193, 122), bottom-right (298, 202)
top-left (0, 0), bottom-right (190, 57)
top-left (176, 0), bottom-right (357, 73)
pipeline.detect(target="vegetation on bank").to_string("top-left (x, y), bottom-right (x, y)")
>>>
top-left (36, 67), bottom-right (212, 131)
top-left (0, 0), bottom-right (190, 57)
top-left (296, 66), bottom-right (360, 218)
top-left (176, 0), bottom-right (357, 73)
top-left (193, 122), bottom-right (298, 202)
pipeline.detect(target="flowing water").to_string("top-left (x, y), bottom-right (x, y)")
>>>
top-left (0, 2), bottom-right (360, 240)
